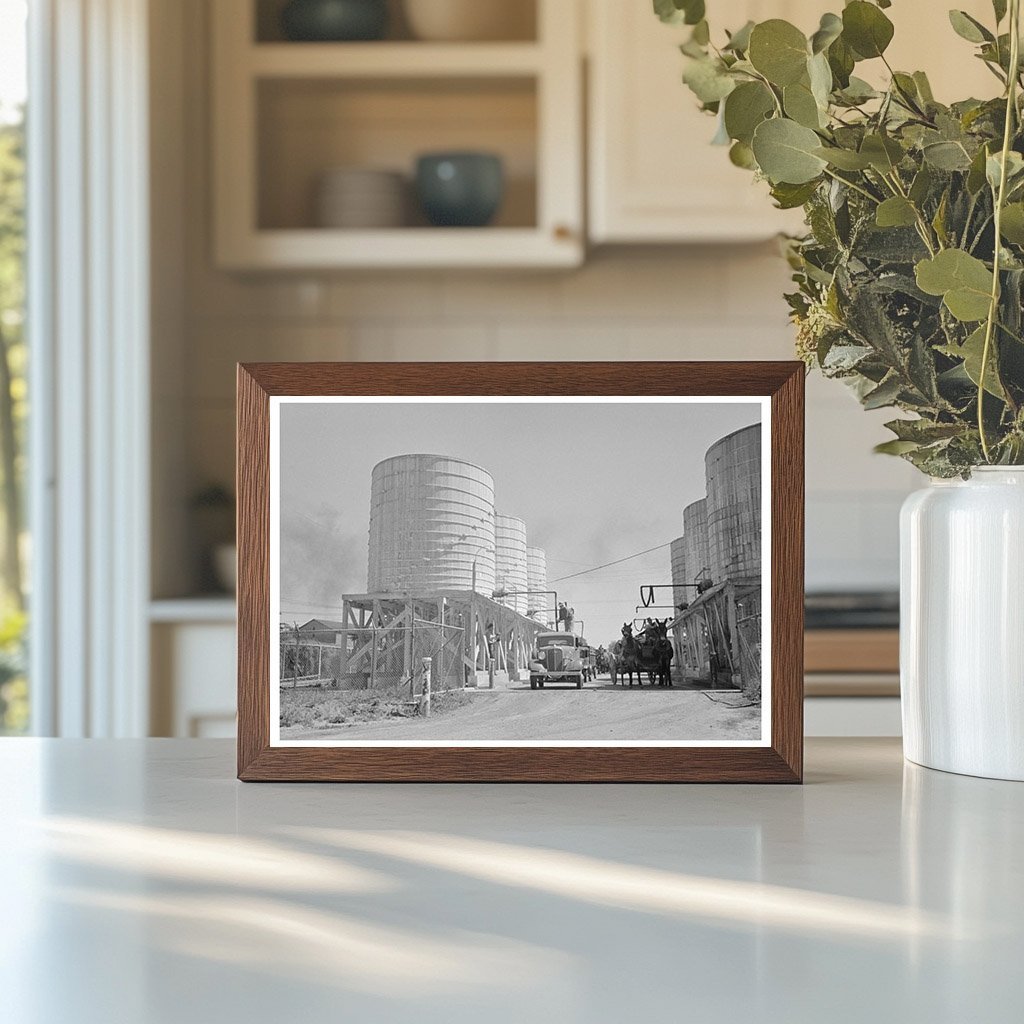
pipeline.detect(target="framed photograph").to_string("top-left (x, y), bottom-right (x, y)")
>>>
top-left (237, 362), bottom-right (804, 782)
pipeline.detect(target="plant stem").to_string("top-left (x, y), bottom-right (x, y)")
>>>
top-left (979, 0), bottom-right (1021, 462)
top-left (884, 171), bottom-right (939, 254)
top-left (822, 167), bottom-right (880, 205)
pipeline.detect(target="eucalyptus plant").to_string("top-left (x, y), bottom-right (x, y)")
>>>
top-left (657, 0), bottom-right (1024, 476)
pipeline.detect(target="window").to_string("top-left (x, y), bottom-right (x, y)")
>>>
top-left (0, 0), bottom-right (27, 734)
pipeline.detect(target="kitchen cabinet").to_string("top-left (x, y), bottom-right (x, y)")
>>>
top-left (587, 0), bottom-right (998, 244)
top-left (211, 0), bottom-right (583, 269)
top-left (587, 0), bottom-right (814, 243)
top-left (150, 600), bottom-right (237, 737)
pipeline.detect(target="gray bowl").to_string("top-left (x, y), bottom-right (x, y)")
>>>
top-left (280, 0), bottom-right (388, 42)
top-left (415, 152), bottom-right (505, 228)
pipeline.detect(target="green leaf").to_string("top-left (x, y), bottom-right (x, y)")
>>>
top-left (909, 164), bottom-right (933, 205)
top-left (948, 10), bottom-right (994, 44)
top-left (837, 76), bottom-right (879, 104)
top-left (923, 140), bottom-right (972, 171)
top-left (842, 1), bottom-right (895, 59)
top-left (751, 118), bottom-right (828, 184)
top-left (771, 180), bottom-right (820, 209)
top-left (653, 0), bottom-right (705, 26)
top-left (940, 326), bottom-right (1006, 397)
top-left (884, 418), bottom-right (963, 443)
top-left (986, 150), bottom-right (1024, 191)
top-left (1000, 203), bottom-right (1024, 244)
top-left (729, 140), bottom-right (757, 169)
top-left (723, 81), bottom-right (775, 144)
top-left (932, 190), bottom-right (950, 247)
top-left (724, 20), bottom-right (755, 53)
top-left (875, 439), bottom-right (922, 455)
top-left (967, 144), bottom-right (991, 193)
top-left (915, 250), bottom-right (994, 322)
top-left (810, 12), bottom-right (843, 54)
top-left (993, 0), bottom-right (1008, 24)
top-left (876, 197), bottom-right (918, 228)
top-left (814, 146), bottom-right (872, 170)
top-left (913, 71), bottom-right (935, 104)
top-left (711, 110), bottom-right (731, 146)
top-left (860, 133), bottom-right (904, 173)
top-left (892, 72), bottom-right (923, 110)
top-left (682, 57), bottom-right (736, 104)
top-left (807, 51), bottom-right (833, 109)
top-left (827, 36), bottom-right (856, 88)
top-left (784, 80), bottom-right (824, 129)
top-left (748, 20), bottom-right (809, 86)
top-left (862, 374), bottom-right (903, 409)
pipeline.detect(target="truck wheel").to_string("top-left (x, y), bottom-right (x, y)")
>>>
top-left (530, 676), bottom-right (538, 690)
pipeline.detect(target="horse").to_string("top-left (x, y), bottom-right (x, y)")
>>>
top-left (610, 623), bottom-right (644, 687)
top-left (642, 618), bottom-right (675, 687)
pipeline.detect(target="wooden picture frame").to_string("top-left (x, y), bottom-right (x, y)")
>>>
top-left (237, 362), bottom-right (804, 782)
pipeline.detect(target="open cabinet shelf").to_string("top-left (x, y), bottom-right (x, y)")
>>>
top-left (249, 42), bottom-right (546, 77)
top-left (212, 0), bottom-right (583, 269)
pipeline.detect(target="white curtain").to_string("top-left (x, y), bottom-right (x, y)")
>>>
top-left (28, 0), bottom-right (150, 736)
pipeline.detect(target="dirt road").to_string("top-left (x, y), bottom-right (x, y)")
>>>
top-left (281, 688), bottom-right (761, 742)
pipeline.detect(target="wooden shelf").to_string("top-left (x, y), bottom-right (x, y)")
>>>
top-left (804, 629), bottom-right (900, 675)
top-left (249, 42), bottom-right (544, 79)
top-left (218, 227), bottom-right (580, 270)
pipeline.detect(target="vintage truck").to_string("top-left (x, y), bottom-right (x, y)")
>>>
top-left (529, 632), bottom-right (585, 689)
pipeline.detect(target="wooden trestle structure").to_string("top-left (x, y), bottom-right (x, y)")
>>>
top-left (669, 578), bottom-right (762, 698)
top-left (337, 590), bottom-right (550, 689)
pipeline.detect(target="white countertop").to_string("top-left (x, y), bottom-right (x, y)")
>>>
top-left (1, 738), bottom-right (1020, 1023)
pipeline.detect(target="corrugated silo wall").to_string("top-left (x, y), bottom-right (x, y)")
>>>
top-left (681, 498), bottom-right (710, 586)
top-left (670, 537), bottom-right (687, 609)
top-left (367, 454), bottom-right (496, 594)
top-left (705, 424), bottom-right (761, 583)
top-left (495, 514), bottom-right (529, 615)
top-left (526, 545), bottom-right (548, 622)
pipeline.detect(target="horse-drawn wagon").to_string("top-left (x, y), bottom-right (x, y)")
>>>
top-left (609, 620), bottom-right (674, 687)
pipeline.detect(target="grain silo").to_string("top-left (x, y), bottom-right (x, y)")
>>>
top-left (705, 424), bottom-right (761, 583)
top-left (526, 545), bottom-right (548, 621)
top-left (367, 454), bottom-right (496, 594)
top-left (681, 498), bottom-right (710, 587)
top-left (670, 536), bottom-right (687, 608)
top-left (495, 513), bottom-right (528, 615)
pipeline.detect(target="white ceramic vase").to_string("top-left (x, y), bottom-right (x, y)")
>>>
top-left (901, 467), bottom-right (1024, 780)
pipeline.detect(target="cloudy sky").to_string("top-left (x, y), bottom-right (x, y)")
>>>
top-left (278, 399), bottom-right (761, 648)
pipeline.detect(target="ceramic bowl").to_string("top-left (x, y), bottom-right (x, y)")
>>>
top-left (316, 168), bottom-right (407, 228)
top-left (415, 152), bottom-right (504, 228)
top-left (281, 0), bottom-right (388, 42)
top-left (403, 0), bottom-right (533, 42)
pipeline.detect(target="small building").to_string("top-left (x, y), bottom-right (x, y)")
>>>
top-left (294, 618), bottom-right (345, 644)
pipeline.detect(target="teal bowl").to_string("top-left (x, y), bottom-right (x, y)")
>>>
top-left (281, 0), bottom-right (388, 42)
top-left (415, 153), bottom-right (505, 228)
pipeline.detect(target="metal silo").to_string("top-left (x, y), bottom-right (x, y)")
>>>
top-left (670, 536), bottom-right (687, 608)
top-left (526, 545), bottom-right (548, 621)
top-left (681, 498), bottom-right (710, 587)
top-left (705, 424), bottom-right (761, 583)
top-left (367, 454), bottom-right (496, 594)
top-left (495, 514), bottom-right (528, 615)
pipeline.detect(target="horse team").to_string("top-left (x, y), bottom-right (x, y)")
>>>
top-left (609, 620), bottom-right (675, 688)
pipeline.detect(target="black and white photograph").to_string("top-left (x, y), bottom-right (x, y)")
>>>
top-left (270, 397), bottom-right (769, 746)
